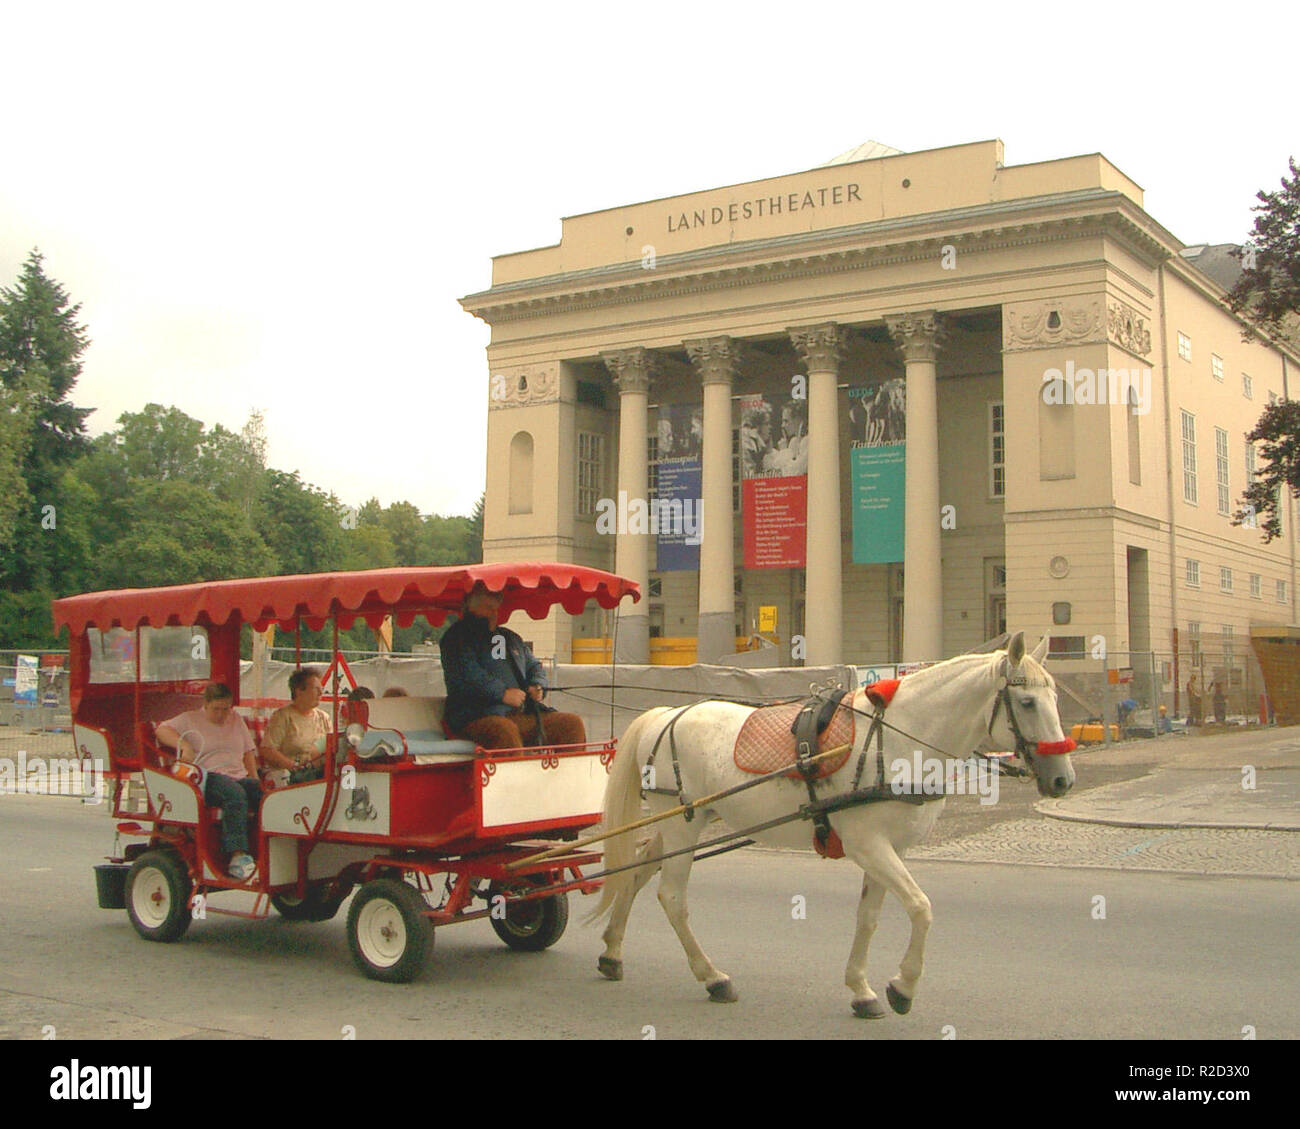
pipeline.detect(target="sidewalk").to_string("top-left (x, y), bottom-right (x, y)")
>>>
top-left (1038, 725), bottom-right (1300, 831)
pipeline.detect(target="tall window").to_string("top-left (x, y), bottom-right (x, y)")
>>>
top-left (1243, 373), bottom-right (1253, 399)
top-left (1186, 559), bottom-right (1200, 588)
top-left (1223, 624), bottom-right (1234, 664)
top-left (1220, 566), bottom-right (1233, 593)
top-left (1211, 353), bottom-right (1224, 382)
top-left (647, 433), bottom-right (660, 499)
top-left (1181, 410), bottom-right (1197, 504)
top-left (577, 432), bottom-right (604, 517)
top-left (1215, 428), bottom-right (1230, 515)
top-left (1243, 439), bottom-right (1258, 528)
top-left (1251, 573), bottom-right (1262, 599)
top-left (1177, 332), bottom-right (1192, 361)
top-left (1278, 579), bottom-right (1288, 604)
top-left (989, 402), bottom-right (1005, 497)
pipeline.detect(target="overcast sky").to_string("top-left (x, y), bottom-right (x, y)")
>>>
top-left (3, 2), bottom-right (1294, 518)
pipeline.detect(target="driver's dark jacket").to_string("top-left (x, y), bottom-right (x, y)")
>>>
top-left (439, 612), bottom-right (554, 733)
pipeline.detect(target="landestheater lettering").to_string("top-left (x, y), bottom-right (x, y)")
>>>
top-left (667, 183), bottom-right (861, 233)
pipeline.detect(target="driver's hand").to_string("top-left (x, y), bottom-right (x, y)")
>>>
top-left (503, 688), bottom-right (527, 708)
top-left (527, 685), bottom-right (544, 702)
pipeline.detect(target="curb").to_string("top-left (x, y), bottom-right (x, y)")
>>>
top-left (1035, 798), bottom-right (1300, 833)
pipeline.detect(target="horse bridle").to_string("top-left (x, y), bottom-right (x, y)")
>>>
top-left (987, 677), bottom-right (1077, 768)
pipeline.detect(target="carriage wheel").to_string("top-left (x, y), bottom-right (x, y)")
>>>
top-left (486, 876), bottom-right (569, 952)
top-left (346, 878), bottom-right (434, 982)
top-left (272, 884), bottom-right (349, 923)
top-left (125, 850), bottom-right (193, 943)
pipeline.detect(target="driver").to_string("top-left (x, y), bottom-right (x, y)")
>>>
top-left (440, 581), bottom-right (586, 751)
top-left (157, 682), bottom-right (261, 881)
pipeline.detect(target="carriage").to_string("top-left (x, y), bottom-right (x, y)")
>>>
top-left (54, 563), bottom-right (639, 982)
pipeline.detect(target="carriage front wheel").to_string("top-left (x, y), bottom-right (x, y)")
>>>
top-left (346, 878), bottom-right (434, 982)
top-left (486, 877), bottom-right (569, 952)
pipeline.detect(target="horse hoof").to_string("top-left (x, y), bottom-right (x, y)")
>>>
top-left (852, 997), bottom-right (888, 1019)
top-left (886, 982), bottom-right (913, 1015)
top-left (597, 956), bottom-right (623, 982)
top-left (706, 977), bottom-right (739, 1003)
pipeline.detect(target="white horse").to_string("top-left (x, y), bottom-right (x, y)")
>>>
top-left (589, 632), bottom-right (1076, 1017)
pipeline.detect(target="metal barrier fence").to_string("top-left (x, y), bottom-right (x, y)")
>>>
top-left (0, 649), bottom-right (72, 731)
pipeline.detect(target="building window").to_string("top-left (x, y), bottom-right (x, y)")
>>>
top-left (647, 576), bottom-right (662, 598)
top-left (576, 380), bottom-right (607, 408)
top-left (1186, 559), bottom-right (1200, 588)
top-left (1181, 410), bottom-right (1197, 504)
top-left (1223, 625), bottom-right (1234, 664)
top-left (577, 432), bottom-right (604, 517)
top-left (1211, 353), bottom-right (1224, 382)
top-left (1251, 573), bottom-right (1262, 599)
top-left (1215, 427), bottom-right (1230, 515)
top-left (647, 433), bottom-right (660, 499)
top-left (1243, 440), bottom-right (1258, 528)
top-left (1177, 332), bottom-right (1192, 361)
top-left (1278, 579), bottom-right (1288, 604)
top-left (1220, 566), bottom-right (1233, 594)
top-left (1243, 373), bottom-right (1253, 399)
top-left (1048, 636), bottom-right (1086, 657)
top-left (1188, 621), bottom-right (1201, 667)
top-left (731, 427), bottom-right (741, 512)
top-left (989, 402), bottom-right (1005, 498)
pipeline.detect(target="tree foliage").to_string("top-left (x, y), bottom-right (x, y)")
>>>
top-left (1235, 400), bottom-right (1300, 541)
top-left (1226, 157), bottom-right (1300, 344)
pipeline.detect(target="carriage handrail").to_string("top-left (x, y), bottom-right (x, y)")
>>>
top-left (503, 740), bottom-right (854, 870)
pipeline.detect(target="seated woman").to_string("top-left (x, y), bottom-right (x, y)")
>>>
top-left (439, 581), bottom-right (586, 751)
top-left (261, 668), bottom-right (332, 784)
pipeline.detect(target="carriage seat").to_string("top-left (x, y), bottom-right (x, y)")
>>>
top-left (349, 696), bottom-right (476, 763)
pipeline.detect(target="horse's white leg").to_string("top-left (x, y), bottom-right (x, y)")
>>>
top-left (655, 815), bottom-right (736, 1002)
top-left (844, 874), bottom-right (889, 1018)
top-left (597, 832), bottom-right (662, 980)
top-left (845, 837), bottom-right (933, 1015)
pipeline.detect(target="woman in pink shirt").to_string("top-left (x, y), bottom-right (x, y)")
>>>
top-left (157, 682), bottom-right (261, 881)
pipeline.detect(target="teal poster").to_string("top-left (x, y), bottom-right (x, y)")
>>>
top-left (848, 379), bottom-right (905, 564)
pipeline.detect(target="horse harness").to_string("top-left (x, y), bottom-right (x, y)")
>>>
top-left (642, 686), bottom-right (938, 860)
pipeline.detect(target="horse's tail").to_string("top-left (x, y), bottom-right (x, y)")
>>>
top-left (585, 706), bottom-right (673, 925)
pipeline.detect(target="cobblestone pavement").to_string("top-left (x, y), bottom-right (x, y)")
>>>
top-left (907, 818), bottom-right (1300, 878)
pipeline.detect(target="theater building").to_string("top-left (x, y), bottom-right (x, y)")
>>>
top-left (460, 139), bottom-right (1299, 698)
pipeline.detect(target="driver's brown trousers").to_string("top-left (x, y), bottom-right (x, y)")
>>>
top-left (458, 710), bottom-right (586, 750)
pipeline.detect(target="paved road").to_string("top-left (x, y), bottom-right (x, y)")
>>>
top-left (1, 795), bottom-right (1295, 1040)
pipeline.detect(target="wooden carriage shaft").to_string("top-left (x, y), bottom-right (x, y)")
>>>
top-left (503, 741), bottom-right (853, 871)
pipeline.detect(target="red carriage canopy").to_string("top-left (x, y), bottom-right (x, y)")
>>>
top-left (51, 562), bottom-right (641, 635)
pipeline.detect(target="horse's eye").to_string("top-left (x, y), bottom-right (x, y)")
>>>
top-left (1020, 698), bottom-right (1036, 709)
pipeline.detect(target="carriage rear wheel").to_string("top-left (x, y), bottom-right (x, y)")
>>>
top-left (125, 849), bottom-right (193, 943)
top-left (346, 878), bottom-right (434, 982)
top-left (271, 884), bottom-right (349, 922)
top-left (486, 876), bottom-right (569, 952)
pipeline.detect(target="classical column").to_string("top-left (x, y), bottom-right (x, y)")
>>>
top-left (789, 323), bottom-right (847, 666)
top-left (886, 310), bottom-right (946, 661)
top-left (685, 336), bottom-right (740, 664)
top-left (601, 347), bottom-right (656, 664)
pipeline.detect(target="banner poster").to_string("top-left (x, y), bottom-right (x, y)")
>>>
top-left (739, 392), bottom-right (807, 569)
top-left (848, 377), bottom-right (906, 564)
top-left (654, 403), bottom-right (703, 571)
top-left (14, 654), bottom-right (38, 705)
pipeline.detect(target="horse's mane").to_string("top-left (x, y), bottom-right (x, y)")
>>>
top-left (880, 648), bottom-right (1055, 700)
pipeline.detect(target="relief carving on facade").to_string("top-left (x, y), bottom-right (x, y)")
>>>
top-left (789, 323), bottom-right (847, 372)
top-left (601, 347), bottom-right (658, 395)
top-left (1106, 298), bottom-right (1153, 358)
top-left (1002, 299), bottom-right (1105, 352)
top-left (488, 366), bottom-right (559, 410)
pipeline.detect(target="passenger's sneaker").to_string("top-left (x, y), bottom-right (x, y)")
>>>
top-left (228, 852), bottom-right (256, 881)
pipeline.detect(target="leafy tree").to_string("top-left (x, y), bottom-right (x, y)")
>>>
top-left (0, 250), bottom-right (92, 588)
top-left (1226, 157), bottom-right (1300, 345)
top-left (116, 403), bottom-right (207, 482)
top-left (1235, 400), bottom-right (1300, 541)
top-left (255, 470), bottom-right (347, 576)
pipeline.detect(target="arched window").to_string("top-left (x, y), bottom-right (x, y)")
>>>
top-left (508, 431), bottom-right (534, 515)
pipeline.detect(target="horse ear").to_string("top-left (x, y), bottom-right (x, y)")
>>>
top-left (1030, 634), bottom-right (1049, 663)
top-left (1007, 631), bottom-right (1026, 666)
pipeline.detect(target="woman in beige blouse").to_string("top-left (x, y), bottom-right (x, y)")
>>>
top-left (261, 668), bottom-right (332, 784)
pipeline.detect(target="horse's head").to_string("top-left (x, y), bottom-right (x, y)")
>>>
top-left (986, 632), bottom-right (1076, 798)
